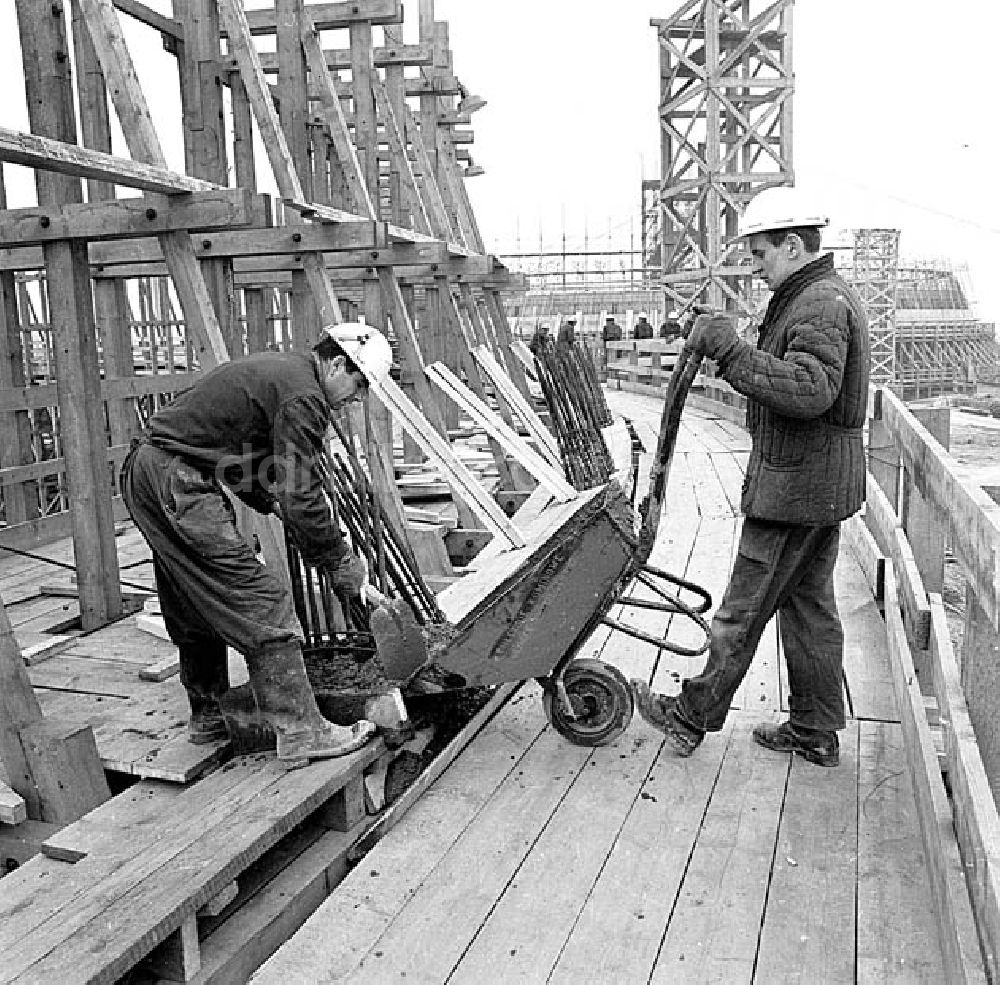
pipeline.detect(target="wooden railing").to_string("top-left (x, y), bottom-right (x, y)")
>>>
top-left (603, 338), bottom-right (708, 395)
top-left (689, 379), bottom-right (1000, 981)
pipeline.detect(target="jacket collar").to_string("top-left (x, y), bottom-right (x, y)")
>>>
top-left (761, 252), bottom-right (835, 332)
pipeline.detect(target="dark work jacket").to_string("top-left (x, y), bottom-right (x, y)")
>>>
top-left (716, 253), bottom-right (870, 525)
top-left (147, 351), bottom-right (346, 567)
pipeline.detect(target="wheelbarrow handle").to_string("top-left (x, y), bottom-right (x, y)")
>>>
top-left (637, 563), bottom-right (712, 614)
top-left (637, 344), bottom-right (704, 563)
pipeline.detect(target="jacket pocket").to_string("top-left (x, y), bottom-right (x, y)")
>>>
top-left (762, 422), bottom-right (830, 469)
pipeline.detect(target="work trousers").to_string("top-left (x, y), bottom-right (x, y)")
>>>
top-left (676, 518), bottom-right (845, 734)
top-left (121, 442), bottom-right (303, 695)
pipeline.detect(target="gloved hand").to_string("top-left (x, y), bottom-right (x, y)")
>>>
top-left (685, 313), bottom-right (741, 365)
top-left (325, 551), bottom-right (367, 597)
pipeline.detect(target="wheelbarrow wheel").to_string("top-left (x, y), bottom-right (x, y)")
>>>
top-left (543, 658), bottom-right (634, 747)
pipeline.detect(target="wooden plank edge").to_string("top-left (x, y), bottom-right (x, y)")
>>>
top-left (884, 566), bottom-right (988, 984)
top-left (890, 527), bottom-right (932, 651)
top-left (842, 511), bottom-right (885, 602)
top-left (0, 779), bottom-right (27, 825)
top-left (928, 594), bottom-right (1000, 983)
top-left (347, 681), bottom-right (520, 862)
top-left (181, 822), bottom-right (374, 985)
top-left (865, 466), bottom-right (900, 560)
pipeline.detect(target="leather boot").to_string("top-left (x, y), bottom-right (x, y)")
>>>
top-left (245, 645), bottom-right (377, 766)
top-left (179, 642), bottom-right (230, 744)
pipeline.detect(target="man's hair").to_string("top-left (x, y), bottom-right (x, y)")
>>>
top-left (763, 226), bottom-right (822, 252)
top-left (313, 333), bottom-right (362, 375)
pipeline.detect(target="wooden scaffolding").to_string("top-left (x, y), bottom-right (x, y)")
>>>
top-left (0, 0), bottom-right (587, 835)
top-left (0, 0), bottom-right (571, 633)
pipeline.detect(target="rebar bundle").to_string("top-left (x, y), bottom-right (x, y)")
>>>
top-left (532, 337), bottom-right (615, 490)
top-left (284, 421), bottom-right (444, 650)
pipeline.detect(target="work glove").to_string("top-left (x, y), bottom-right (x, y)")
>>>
top-left (685, 313), bottom-right (741, 366)
top-left (325, 550), bottom-right (367, 597)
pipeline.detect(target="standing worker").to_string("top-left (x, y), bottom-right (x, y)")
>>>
top-left (632, 187), bottom-right (870, 768)
top-left (121, 324), bottom-right (394, 765)
top-left (633, 312), bottom-right (654, 339)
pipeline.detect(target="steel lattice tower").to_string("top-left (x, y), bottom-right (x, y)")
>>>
top-left (652, 0), bottom-right (795, 319)
top-left (852, 228), bottom-right (900, 387)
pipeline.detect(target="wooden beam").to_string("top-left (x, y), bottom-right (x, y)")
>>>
top-left (0, 126), bottom-right (217, 196)
top-left (474, 346), bottom-right (561, 466)
top-left (0, 189), bottom-right (270, 247)
top-left (113, 0), bottom-right (182, 40)
top-left (372, 377), bottom-right (524, 548)
top-left (426, 362), bottom-right (575, 501)
top-left (246, 42), bottom-right (433, 75)
top-left (0, 778), bottom-right (28, 825)
top-left (241, 0), bottom-right (404, 34)
top-left (17, 0), bottom-right (123, 630)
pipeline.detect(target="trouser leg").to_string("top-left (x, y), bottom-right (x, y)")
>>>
top-left (778, 525), bottom-right (845, 731)
top-left (677, 519), bottom-right (843, 733)
top-left (154, 556), bottom-right (229, 696)
top-left (676, 520), bottom-right (785, 732)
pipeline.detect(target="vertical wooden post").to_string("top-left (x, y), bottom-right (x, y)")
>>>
top-left (16, 0), bottom-right (122, 630)
top-left (869, 388), bottom-right (900, 511)
top-left (0, 170), bottom-right (39, 525)
top-left (72, 0), bottom-right (136, 469)
top-left (349, 18), bottom-right (379, 207)
top-left (0, 593), bottom-right (109, 824)
top-left (231, 70), bottom-right (268, 354)
top-left (360, 275), bottom-right (414, 551)
top-left (177, 0), bottom-right (241, 356)
top-left (902, 406), bottom-right (950, 594)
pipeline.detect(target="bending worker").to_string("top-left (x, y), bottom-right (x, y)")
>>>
top-left (632, 187), bottom-right (870, 768)
top-left (121, 324), bottom-right (393, 764)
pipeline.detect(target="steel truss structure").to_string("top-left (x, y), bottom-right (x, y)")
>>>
top-left (852, 228), bottom-right (900, 387)
top-left (652, 0), bottom-right (794, 319)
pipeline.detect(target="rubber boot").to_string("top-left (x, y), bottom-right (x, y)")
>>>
top-left (179, 642), bottom-right (230, 744)
top-left (245, 645), bottom-right (377, 767)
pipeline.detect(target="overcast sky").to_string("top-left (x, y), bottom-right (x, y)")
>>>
top-left (1, 1), bottom-right (997, 323)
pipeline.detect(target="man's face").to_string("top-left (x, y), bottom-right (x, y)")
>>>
top-left (747, 231), bottom-right (796, 290)
top-left (321, 355), bottom-right (369, 409)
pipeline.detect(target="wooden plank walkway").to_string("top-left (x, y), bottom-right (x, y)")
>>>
top-left (253, 390), bottom-right (952, 985)
top-left (0, 525), bottom-right (235, 785)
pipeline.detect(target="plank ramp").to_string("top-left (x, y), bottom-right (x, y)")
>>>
top-left (254, 392), bottom-right (981, 985)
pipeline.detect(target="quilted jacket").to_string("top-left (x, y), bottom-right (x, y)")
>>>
top-left (716, 253), bottom-right (870, 525)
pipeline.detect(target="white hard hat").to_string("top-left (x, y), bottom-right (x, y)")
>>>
top-left (735, 187), bottom-right (830, 240)
top-left (322, 322), bottom-right (392, 387)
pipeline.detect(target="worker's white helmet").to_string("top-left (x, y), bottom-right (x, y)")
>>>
top-left (735, 187), bottom-right (830, 240)
top-left (322, 322), bottom-right (393, 387)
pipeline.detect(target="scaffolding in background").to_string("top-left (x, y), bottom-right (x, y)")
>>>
top-left (652, 0), bottom-right (795, 319)
top-left (853, 228), bottom-right (900, 388)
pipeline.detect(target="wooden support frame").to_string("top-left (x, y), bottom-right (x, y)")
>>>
top-left (425, 361), bottom-right (575, 501)
top-left (1, 0), bottom-right (534, 587)
top-left (474, 347), bottom-right (559, 464)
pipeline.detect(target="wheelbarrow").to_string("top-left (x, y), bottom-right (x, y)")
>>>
top-left (406, 342), bottom-right (713, 748)
top-left (282, 344), bottom-right (713, 750)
